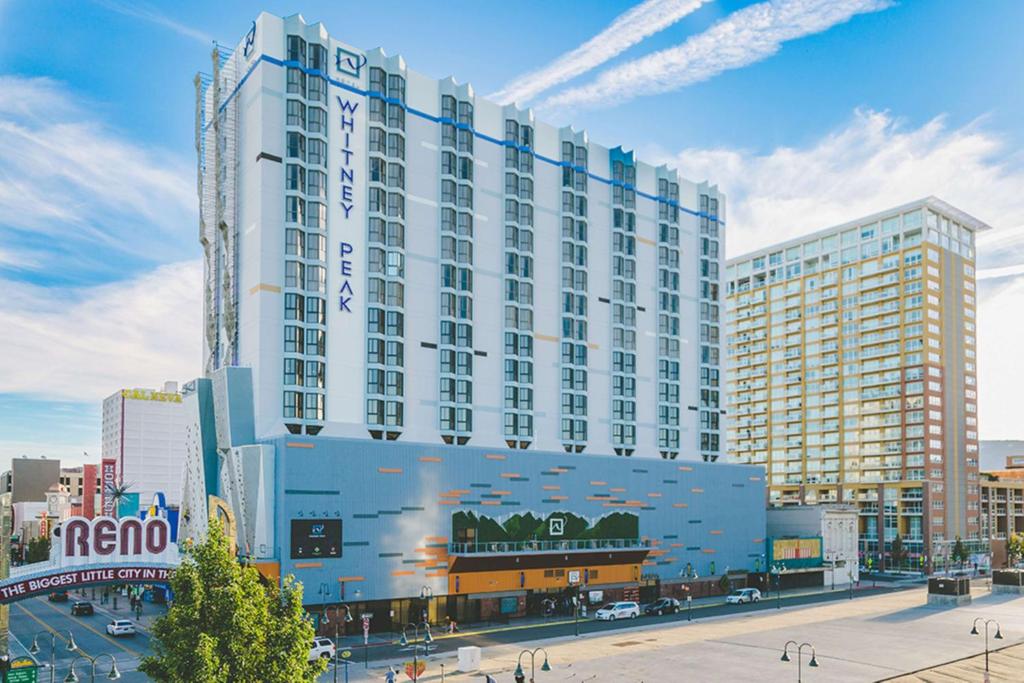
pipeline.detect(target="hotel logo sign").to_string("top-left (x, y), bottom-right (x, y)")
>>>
top-left (336, 48), bottom-right (367, 78)
top-left (243, 21), bottom-right (256, 59)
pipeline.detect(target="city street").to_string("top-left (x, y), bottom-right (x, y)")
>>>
top-left (333, 581), bottom-right (910, 667)
top-left (7, 594), bottom-right (157, 682)
top-left (328, 583), bottom-right (1024, 682)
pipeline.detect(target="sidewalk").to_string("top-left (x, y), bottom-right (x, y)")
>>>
top-left (328, 581), bottom-right (887, 650)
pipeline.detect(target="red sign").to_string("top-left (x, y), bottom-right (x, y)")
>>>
top-left (101, 460), bottom-right (117, 517)
top-left (0, 566), bottom-right (171, 604)
top-left (404, 661), bottom-right (425, 680)
top-left (59, 516), bottom-right (178, 567)
top-left (83, 464), bottom-right (98, 520)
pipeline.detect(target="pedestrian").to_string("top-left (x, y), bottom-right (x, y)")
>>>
top-left (580, 602), bottom-right (587, 618)
top-left (385, 666), bottom-right (397, 682)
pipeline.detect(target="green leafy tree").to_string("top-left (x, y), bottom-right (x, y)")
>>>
top-left (952, 536), bottom-right (968, 569)
top-left (141, 522), bottom-right (324, 683)
top-left (889, 534), bottom-right (907, 571)
top-left (26, 536), bottom-right (50, 563)
top-left (1007, 532), bottom-right (1024, 567)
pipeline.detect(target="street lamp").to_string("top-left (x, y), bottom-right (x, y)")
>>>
top-left (572, 584), bottom-right (581, 637)
top-left (771, 564), bottom-right (784, 610)
top-left (63, 653), bottom-right (120, 683)
top-left (780, 640), bottom-right (818, 683)
top-left (399, 621), bottom-right (433, 682)
top-left (322, 605), bottom-right (354, 683)
top-left (514, 648), bottom-right (551, 683)
top-left (970, 618), bottom-right (1004, 680)
top-left (681, 566), bottom-right (699, 621)
top-left (420, 585), bottom-right (433, 625)
top-left (31, 630), bottom-right (78, 683)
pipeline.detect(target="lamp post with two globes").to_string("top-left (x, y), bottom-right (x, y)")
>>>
top-left (30, 630), bottom-right (78, 683)
top-left (514, 648), bottom-right (551, 683)
top-left (399, 621), bottom-right (433, 682)
top-left (63, 653), bottom-right (120, 683)
top-left (970, 617), bottom-right (1004, 681)
top-left (780, 640), bottom-right (818, 683)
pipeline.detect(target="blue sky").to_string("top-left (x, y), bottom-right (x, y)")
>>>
top-left (1, 0), bottom-right (1023, 469)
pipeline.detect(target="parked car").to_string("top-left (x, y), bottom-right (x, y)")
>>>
top-left (48, 591), bottom-right (69, 602)
top-left (106, 619), bottom-right (136, 637)
top-left (725, 588), bottom-right (761, 604)
top-left (643, 597), bottom-right (680, 616)
top-left (70, 601), bottom-right (94, 616)
top-left (594, 601), bottom-right (640, 621)
top-left (308, 637), bottom-right (336, 663)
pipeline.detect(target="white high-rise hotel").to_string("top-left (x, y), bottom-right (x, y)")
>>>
top-left (196, 13), bottom-right (724, 460)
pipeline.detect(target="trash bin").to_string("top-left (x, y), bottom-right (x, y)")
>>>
top-left (458, 646), bottom-right (481, 672)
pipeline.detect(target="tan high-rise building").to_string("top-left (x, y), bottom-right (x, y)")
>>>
top-left (725, 197), bottom-right (990, 569)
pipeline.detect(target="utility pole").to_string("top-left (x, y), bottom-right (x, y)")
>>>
top-left (0, 497), bottom-right (9, 654)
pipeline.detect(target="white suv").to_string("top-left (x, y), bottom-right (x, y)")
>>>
top-left (725, 588), bottom-right (761, 604)
top-left (106, 620), bottom-right (136, 637)
top-left (309, 637), bottom-right (336, 663)
top-left (594, 601), bottom-right (640, 621)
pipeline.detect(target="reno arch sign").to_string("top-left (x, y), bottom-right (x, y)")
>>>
top-left (58, 516), bottom-right (179, 567)
top-left (0, 516), bottom-right (180, 604)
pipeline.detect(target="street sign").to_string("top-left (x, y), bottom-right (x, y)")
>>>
top-left (341, 650), bottom-right (352, 659)
top-left (7, 657), bottom-right (39, 683)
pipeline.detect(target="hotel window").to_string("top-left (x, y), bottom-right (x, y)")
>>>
top-left (283, 391), bottom-right (303, 419)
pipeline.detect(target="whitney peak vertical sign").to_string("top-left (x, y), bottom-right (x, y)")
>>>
top-left (337, 95), bottom-right (359, 314)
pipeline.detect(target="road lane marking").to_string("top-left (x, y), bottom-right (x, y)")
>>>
top-left (13, 602), bottom-right (93, 659)
top-left (34, 597), bottom-right (141, 656)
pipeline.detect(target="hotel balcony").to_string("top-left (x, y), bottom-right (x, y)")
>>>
top-left (448, 537), bottom-right (651, 556)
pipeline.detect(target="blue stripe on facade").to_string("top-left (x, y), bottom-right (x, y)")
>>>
top-left (209, 54), bottom-right (724, 223)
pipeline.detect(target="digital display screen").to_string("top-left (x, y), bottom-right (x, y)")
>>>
top-left (290, 519), bottom-right (342, 559)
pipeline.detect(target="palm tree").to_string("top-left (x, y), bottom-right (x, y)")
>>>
top-left (108, 480), bottom-right (135, 518)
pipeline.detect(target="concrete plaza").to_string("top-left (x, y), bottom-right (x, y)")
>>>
top-left (333, 584), bottom-right (1024, 682)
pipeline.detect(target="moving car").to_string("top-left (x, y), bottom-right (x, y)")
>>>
top-left (594, 601), bottom-right (640, 621)
top-left (725, 588), bottom-right (761, 604)
top-left (48, 591), bottom-right (69, 602)
top-left (106, 620), bottom-right (136, 637)
top-left (643, 597), bottom-right (680, 616)
top-left (308, 637), bottom-right (336, 663)
top-left (70, 601), bottom-right (94, 616)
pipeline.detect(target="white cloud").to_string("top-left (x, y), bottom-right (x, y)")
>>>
top-left (977, 264), bottom-right (1024, 281)
top-left (0, 260), bottom-right (202, 403)
top-left (978, 277), bottom-right (1024, 440)
top-left (649, 109), bottom-right (1024, 439)
top-left (654, 110), bottom-right (1024, 262)
top-left (0, 76), bottom-right (195, 276)
top-left (488, 0), bottom-right (710, 105)
top-left (91, 0), bottom-right (213, 45)
top-left (541, 0), bottom-right (891, 111)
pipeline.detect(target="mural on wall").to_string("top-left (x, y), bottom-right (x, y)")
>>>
top-left (767, 537), bottom-right (823, 569)
top-left (452, 510), bottom-right (639, 544)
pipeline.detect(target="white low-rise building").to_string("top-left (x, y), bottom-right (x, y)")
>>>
top-left (767, 505), bottom-right (860, 587)
top-left (101, 381), bottom-right (187, 509)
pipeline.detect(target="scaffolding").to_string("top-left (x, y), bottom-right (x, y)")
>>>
top-left (194, 44), bottom-right (241, 373)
